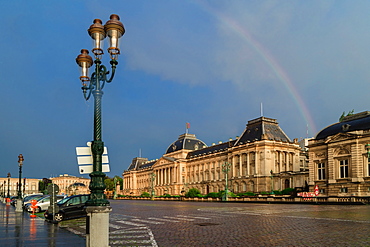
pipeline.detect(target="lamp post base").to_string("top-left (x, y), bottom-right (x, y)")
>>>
top-left (85, 206), bottom-right (112, 247)
top-left (15, 199), bottom-right (23, 212)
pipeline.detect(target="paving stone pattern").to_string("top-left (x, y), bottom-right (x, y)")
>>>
top-left (62, 200), bottom-right (370, 246)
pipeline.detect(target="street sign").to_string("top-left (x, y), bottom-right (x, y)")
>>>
top-left (76, 142), bottom-right (110, 174)
top-left (47, 183), bottom-right (59, 195)
top-left (76, 146), bottom-right (108, 156)
top-left (47, 184), bottom-right (60, 214)
top-left (314, 185), bottom-right (320, 196)
top-left (79, 164), bottom-right (110, 174)
top-left (297, 192), bottom-right (316, 197)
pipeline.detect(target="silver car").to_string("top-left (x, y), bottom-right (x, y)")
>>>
top-left (26, 195), bottom-right (65, 213)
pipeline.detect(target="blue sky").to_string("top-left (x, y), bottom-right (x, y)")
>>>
top-left (1, 1), bottom-right (370, 179)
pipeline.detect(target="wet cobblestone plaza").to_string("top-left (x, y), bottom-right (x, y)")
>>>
top-left (103, 200), bottom-right (370, 246)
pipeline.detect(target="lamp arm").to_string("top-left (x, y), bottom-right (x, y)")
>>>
top-left (83, 72), bottom-right (96, 101)
top-left (106, 60), bottom-right (118, 83)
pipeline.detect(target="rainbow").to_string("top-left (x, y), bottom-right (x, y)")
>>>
top-left (198, 2), bottom-right (317, 136)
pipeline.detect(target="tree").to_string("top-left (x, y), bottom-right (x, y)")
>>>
top-left (185, 188), bottom-right (201, 197)
top-left (104, 176), bottom-right (114, 191)
top-left (113, 175), bottom-right (123, 190)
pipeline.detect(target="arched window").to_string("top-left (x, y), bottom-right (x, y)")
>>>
top-left (284, 179), bottom-right (290, 189)
top-left (242, 182), bottom-right (247, 192)
top-left (248, 180), bottom-right (254, 192)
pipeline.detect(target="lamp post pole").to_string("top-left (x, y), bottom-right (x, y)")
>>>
top-left (76, 14), bottom-right (125, 247)
top-left (3, 181), bottom-right (6, 202)
top-left (113, 176), bottom-right (118, 200)
top-left (17, 154), bottom-right (24, 199)
top-left (6, 173), bottom-right (11, 205)
top-left (151, 172), bottom-right (156, 200)
top-left (16, 154), bottom-right (24, 212)
top-left (222, 162), bottom-right (231, 201)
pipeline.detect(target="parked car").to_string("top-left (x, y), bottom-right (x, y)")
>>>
top-left (25, 195), bottom-right (65, 213)
top-left (44, 194), bottom-right (90, 223)
top-left (10, 196), bottom-right (18, 206)
top-left (23, 194), bottom-right (45, 208)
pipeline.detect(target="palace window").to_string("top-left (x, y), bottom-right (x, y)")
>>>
top-left (317, 162), bottom-right (326, 180)
top-left (339, 159), bottom-right (349, 178)
top-left (340, 187), bottom-right (348, 193)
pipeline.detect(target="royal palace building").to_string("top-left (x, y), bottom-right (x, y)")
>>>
top-left (308, 111), bottom-right (370, 197)
top-left (123, 117), bottom-right (309, 196)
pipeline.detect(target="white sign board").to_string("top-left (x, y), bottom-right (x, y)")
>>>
top-left (77, 155), bottom-right (109, 165)
top-left (76, 143), bottom-right (110, 175)
top-left (79, 164), bottom-right (110, 174)
top-left (76, 146), bottom-right (108, 156)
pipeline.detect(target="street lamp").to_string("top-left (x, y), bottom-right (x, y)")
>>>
top-left (17, 154), bottom-right (24, 199)
top-left (222, 162), bottom-right (231, 201)
top-left (7, 173), bottom-right (11, 199)
top-left (150, 172), bottom-right (156, 200)
top-left (15, 154), bottom-right (24, 212)
top-left (76, 14), bottom-right (125, 247)
top-left (76, 14), bottom-right (124, 206)
top-left (3, 181), bottom-right (6, 199)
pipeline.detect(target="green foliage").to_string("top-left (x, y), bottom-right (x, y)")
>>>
top-left (113, 175), bottom-right (123, 190)
top-left (272, 190), bottom-right (282, 195)
top-left (260, 191), bottom-right (270, 195)
top-left (185, 188), bottom-right (201, 198)
top-left (156, 194), bottom-right (180, 198)
top-left (104, 176), bottom-right (114, 191)
top-left (281, 188), bottom-right (295, 195)
top-left (218, 190), bottom-right (236, 198)
top-left (236, 192), bottom-right (256, 197)
top-left (141, 192), bottom-right (150, 198)
top-left (206, 192), bottom-right (220, 198)
top-left (104, 175), bottom-right (123, 191)
top-left (339, 109), bottom-right (354, 122)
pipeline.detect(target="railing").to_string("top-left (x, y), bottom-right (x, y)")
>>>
top-left (115, 195), bottom-right (370, 204)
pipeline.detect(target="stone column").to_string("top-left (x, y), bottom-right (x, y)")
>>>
top-left (246, 153), bottom-right (250, 176)
top-left (86, 206), bottom-right (112, 247)
top-left (232, 156), bottom-right (236, 178)
top-left (239, 155), bottom-right (243, 177)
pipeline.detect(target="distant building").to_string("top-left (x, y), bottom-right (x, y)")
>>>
top-left (308, 111), bottom-right (370, 196)
top-left (123, 117), bottom-right (309, 196)
top-left (0, 177), bottom-right (39, 197)
top-left (51, 174), bottom-right (90, 195)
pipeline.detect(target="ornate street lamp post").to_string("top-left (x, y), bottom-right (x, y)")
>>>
top-left (76, 14), bottom-right (125, 247)
top-left (17, 154), bottom-right (24, 199)
top-left (222, 162), bottom-right (231, 201)
top-left (151, 172), bottom-right (156, 200)
top-left (6, 173), bottom-right (11, 204)
top-left (15, 154), bottom-right (24, 212)
top-left (3, 181), bottom-right (6, 199)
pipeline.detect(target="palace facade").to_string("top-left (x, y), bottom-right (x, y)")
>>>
top-left (123, 117), bottom-right (309, 196)
top-left (51, 174), bottom-right (90, 195)
top-left (308, 111), bottom-right (370, 196)
top-left (0, 177), bottom-right (39, 197)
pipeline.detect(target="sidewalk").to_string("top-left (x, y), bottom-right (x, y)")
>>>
top-left (0, 201), bottom-right (85, 246)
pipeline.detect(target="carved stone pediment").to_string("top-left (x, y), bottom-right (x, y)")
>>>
top-left (324, 132), bottom-right (357, 144)
top-left (333, 145), bottom-right (350, 156)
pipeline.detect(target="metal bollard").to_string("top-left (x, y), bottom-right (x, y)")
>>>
top-left (30, 199), bottom-right (37, 218)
